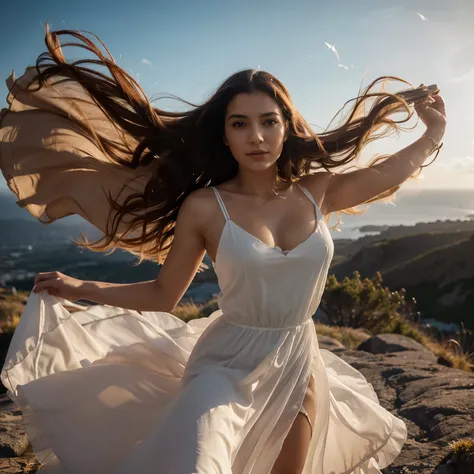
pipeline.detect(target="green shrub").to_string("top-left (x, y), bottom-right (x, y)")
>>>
top-left (320, 272), bottom-right (473, 371)
top-left (321, 271), bottom-right (418, 333)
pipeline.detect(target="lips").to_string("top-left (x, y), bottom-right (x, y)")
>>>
top-left (246, 151), bottom-right (269, 156)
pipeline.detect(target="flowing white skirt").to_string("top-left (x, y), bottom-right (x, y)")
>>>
top-left (2, 292), bottom-right (407, 474)
top-left (1, 66), bottom-right (406, 474)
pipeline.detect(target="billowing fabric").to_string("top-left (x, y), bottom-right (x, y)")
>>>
top-left (1, 68), bottom-right (407, 474)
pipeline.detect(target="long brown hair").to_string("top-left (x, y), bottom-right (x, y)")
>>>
top-left (25, 24), bottom-right (440, 267)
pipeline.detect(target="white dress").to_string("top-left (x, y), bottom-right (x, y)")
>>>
top-left (1, 181), bottom-right (407, 474)
top-left (1, 67), bottom-right (407, 473)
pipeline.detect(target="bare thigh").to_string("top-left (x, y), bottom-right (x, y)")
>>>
top-left (270, 375), bottom-right (316, 474)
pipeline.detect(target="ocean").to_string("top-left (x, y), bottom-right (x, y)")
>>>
top-left (328, 188), bottom-right (474, 240)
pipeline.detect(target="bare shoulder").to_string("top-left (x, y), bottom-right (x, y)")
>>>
top-left (178, 186), bottom-right (218, 229)
top-left (298, 172), bottom-right (333, 212)
top-left (181, 186), bottom-right (216, 212)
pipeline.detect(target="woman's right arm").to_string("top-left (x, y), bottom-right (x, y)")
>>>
top-left (33, 190), bottom-right (209, 312)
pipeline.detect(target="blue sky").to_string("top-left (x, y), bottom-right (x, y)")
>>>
top-left (1, 0), bottom-right (473, 190)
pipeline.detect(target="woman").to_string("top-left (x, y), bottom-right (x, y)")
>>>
top-left (1, 26), bottom-right (446, 474)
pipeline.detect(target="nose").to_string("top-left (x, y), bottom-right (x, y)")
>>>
top-left (248, 124), bottom-right (264, 144)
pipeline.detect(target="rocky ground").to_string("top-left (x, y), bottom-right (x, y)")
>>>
top-left (321, 334), bottom-right (474, 474)
top-left (1, 333), bottom-right (473, 473)
top-left (0, 398), bottom-right (40, 473)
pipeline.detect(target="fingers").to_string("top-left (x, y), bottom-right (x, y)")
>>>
top-left (34, 271), bottom-right (61, 285)
top-left (414, 94), bottom-right (444, 115)
top-left (414, 99), bottom-right (432, 116)
top-left (33, 271), bottom-right (63, 295)
top-left (431, 94), bottom-right (446, 113)
top-left (33, 277), bottom-right (61, 294)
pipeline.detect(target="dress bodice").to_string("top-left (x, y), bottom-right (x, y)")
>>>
top-left (210, 183), bottom-right (334, 329)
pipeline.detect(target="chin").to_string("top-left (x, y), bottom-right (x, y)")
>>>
top-left (241, 157), bottom-right (276, 171)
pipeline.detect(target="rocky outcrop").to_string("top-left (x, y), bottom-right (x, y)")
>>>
top-left (0, 400), bottom-right (40, 473)
top-left (321, 334), bottom-right (474, 473)
top-left (358, 333), bottom-right (436, 357)
top-left (1, 334), bottom-right (473, 473)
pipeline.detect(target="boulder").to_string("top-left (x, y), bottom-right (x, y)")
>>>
top-left (316, 334), bottom-right (345, 350)
top-left (336, 349), bottom-right (474, 473)
top-left (358, 333), bottom-right (435, 355)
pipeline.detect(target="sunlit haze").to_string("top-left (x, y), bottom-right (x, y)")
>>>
top-left (1, 0), bottom-right (473, 191)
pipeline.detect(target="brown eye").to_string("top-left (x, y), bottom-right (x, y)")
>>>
top-left (265, 119), bottom-right (278, 126)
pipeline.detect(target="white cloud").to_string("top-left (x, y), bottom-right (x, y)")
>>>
top-left (448, 156), bottom-right (474, 172)
top-left (447, 66), bottom-right (474, 84)
top-left (409, 155), bottom-right (474, 189)
top-left (445, 38), bottom-right (474, 83)
top-left (141, 58), bottom-right (154, 67)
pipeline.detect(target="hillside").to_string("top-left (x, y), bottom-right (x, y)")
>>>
top-left (331, 231), bottom-right (474, 278)
top-left (333, 218), bottom-right (474, 260)
top-left (0, 219), bottom-right (99, 246)
top-left (0, 193), bottom-right (84, 224)
top-left (0, 193), bottom-right (98, 244)
top-left (331, 230), bottom-right (474, 328)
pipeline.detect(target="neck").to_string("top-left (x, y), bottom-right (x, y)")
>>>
top-left (233, 166), bottom-right (289, 198)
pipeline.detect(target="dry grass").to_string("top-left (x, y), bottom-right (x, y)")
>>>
top-left (449, 437), bottom-right (474, 454)
top-left (314, 323), bottom-right (371, 349)
top-left (170, 301), bottom-right (205, 323)
top-left (445, 437), bottom-right (474, 470)
top-left (376, 315), bottom-right (474, 372)
top-left (0, 289), bottom-right (28, 334)
top-left (316, 317), bottom-right (473, 372)
top-left (424, 340), bottom-right (474, 372)
top-left (1, 313), bottom-right (21, 335)
top-left (170, 297), bottom-right (219, 323)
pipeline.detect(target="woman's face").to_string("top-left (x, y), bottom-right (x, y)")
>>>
top-left (223, 91), bottom-right (288, 172)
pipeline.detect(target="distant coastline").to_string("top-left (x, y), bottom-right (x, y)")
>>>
top-left (342, 218), bottom-right (474, 243)
top-left (357, 217), bottom-right (474, 235)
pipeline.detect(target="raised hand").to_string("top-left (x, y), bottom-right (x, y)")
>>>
top-left (414, 92), bottom-right (447, 131)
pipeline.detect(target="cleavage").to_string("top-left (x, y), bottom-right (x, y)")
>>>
top-left (231, 218), bottom-right (317, 252)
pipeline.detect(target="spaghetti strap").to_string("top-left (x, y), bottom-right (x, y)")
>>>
top-left (296, 183), bottom-right (323, 220)
top-left (211, 186), bottom-right (230, 221)
top-left (0, 64), bottom-right (406, 474)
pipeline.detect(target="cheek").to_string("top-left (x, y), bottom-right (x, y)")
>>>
top-left (270, 127), bottom-right (286, 146)
top-left (226, 133), bottom-right (245, 151)
top-left (270, 123), bottom-right (285, 138)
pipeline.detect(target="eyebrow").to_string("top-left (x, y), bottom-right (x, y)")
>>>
top-left (227, 111), bottom-right (280, 121)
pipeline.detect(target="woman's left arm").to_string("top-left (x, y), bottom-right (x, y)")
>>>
top-left (319, 94), bottom-right (447, 214)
